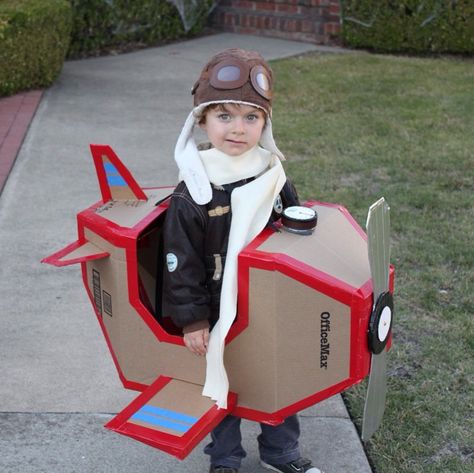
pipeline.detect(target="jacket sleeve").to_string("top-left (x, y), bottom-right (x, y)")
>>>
top-left (268, 177), bottom-right (301, 225)
top-left (281, 177), bottom-right (300, 207)
top-left (161, 184), bottom-right (211, 329)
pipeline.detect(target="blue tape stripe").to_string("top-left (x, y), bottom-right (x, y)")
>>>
top-left (139, 405), bottom-right (198, 425)
top-left (131, 412), bottom-right (190, 433)
top-left (107, 175), bottom-right (127, 186)
top-left (104, 163), bottom-right (118, 173)
top-left (103, 162), bottom-right (127, 186)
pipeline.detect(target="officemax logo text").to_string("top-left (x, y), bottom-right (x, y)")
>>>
top-left (320, 311), bottom-right (331, 369)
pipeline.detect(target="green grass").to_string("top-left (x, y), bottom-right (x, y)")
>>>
top-left (270, 52), bottom-right (474, 473)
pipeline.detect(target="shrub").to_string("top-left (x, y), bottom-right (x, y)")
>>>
top-left (0, 0), bottom-right (72, 96)
top-left (341, 0), bottom-right (474, 54)
top-left (68, 0), bottom-right (215, 58)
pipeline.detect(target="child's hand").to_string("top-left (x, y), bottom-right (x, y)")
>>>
top-left (183, 328), bottom-right (209, 356)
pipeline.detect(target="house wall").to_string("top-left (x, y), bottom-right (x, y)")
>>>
top-left (209, 0), bottom-right (342, 45)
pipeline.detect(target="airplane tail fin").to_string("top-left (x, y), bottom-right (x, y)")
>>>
top-left (90, 144), bottom-right (147, 203)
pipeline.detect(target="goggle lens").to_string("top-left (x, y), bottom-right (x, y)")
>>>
top-left (217, 65), bottom-right (241, 82)
top-left (255, 72), bottom-right (270, 92)
top-left (250, 65), bottom-right (272, 99)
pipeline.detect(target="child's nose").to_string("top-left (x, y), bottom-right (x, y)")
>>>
top-left (232, 118), bottom-right (245, 134)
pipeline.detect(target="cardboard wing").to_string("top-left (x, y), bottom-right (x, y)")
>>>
top-left (41, 239), bottom-right (109, 267)
top-left (106, 376), bottom-right (237, 459)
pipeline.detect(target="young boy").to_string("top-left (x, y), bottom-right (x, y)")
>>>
top-left (162, 49), bottom-right (324, 473)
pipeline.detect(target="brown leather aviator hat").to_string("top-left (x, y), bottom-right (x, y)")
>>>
top-left (191, 48), bottom-right (274, 115)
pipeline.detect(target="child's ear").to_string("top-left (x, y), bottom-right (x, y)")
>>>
top-left (199, 121), bottom-right (207, 132)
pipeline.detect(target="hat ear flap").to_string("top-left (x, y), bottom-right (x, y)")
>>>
top-left (174, 111), bottom-right (213, 204)
top-left (260, 118), bottom-right (286, 161)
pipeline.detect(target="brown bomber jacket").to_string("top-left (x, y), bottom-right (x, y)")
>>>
top-left (161, 178), bottom-right (299, 333)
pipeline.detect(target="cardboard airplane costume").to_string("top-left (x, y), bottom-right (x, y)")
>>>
top-left (43, 144), bottom-right (394, 459)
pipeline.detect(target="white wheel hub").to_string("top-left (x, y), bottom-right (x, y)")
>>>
top-left (378, 306), bottom-right (392, 342)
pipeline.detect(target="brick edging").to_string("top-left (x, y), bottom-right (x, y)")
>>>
top-left (0, 90), bottom-right (44, 194)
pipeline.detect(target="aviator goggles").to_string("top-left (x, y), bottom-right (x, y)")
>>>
top-left (206, 58), bottom-right (273, 100)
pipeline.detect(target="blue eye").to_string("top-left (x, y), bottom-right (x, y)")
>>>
top-left (246, 114), bottom-right (258, 122)
top-left (218, 113), bottom-right (231, 121)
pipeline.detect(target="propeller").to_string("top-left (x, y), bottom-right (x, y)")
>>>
top-left (362, 197), bottom-right (393, 441)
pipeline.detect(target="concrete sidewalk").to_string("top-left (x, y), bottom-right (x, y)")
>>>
top-left (0, 33), bottom-right (371, 473)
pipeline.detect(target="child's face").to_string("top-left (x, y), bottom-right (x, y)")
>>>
top-left (200, 103), bottom-right (266, 156)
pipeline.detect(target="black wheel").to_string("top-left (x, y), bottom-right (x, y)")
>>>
top-left (368, 291), bottom-right (393, 354)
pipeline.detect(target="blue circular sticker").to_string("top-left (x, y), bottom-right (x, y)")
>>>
top-left (166, 253), bottom-right (178, 272)
top-left (273, 195), bottom-right (283, 214)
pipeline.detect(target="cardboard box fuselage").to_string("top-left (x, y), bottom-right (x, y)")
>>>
top-left (71, 188), bottom-right (393, 424)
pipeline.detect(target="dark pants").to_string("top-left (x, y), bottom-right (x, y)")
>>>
top-left (204, 415), bottom-right (301, 469)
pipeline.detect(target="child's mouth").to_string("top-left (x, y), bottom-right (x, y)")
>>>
top-left (226, 140), bottom-right (246, 145)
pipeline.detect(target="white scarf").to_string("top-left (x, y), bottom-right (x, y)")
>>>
top-left (200, 146), bottom-right (287, 408)
top-left (200, 145), bottom-right (271, 185)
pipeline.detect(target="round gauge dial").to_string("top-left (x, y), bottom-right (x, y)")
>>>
top-left (281, 206), bottom-right (318, 235)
